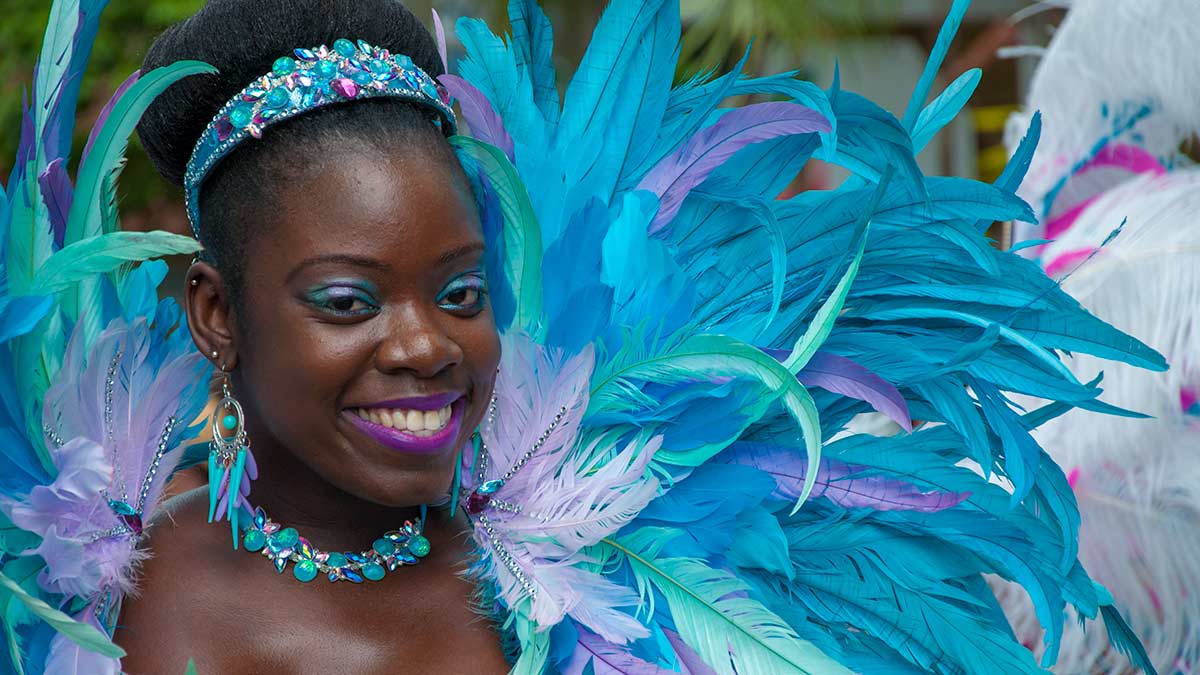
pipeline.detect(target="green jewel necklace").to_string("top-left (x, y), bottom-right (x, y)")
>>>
top-left (239, 505), bottom-right (431, 583)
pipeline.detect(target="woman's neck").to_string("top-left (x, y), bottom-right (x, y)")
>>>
top-left (241, 436), bottom-right (435, 552)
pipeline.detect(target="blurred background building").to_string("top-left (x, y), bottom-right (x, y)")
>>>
top-left (0, 0), bottom-right (1058, 244)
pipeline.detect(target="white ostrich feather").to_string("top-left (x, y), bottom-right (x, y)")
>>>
top-left (995, 423), bottom-right (1200, 675)
top-left (1005, 0), bottom-right (1200, 236)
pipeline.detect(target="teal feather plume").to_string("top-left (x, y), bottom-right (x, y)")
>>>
top-left (607, 530), bottom-right (854, 675)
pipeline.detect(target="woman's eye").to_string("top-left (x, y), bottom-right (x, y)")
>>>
top-left (442, 288), bottom-right (479, 306)
top-left (437, 275), bottom-right (488, 314)
top-left (304, 285), bottom-right (379, 318)
top-left (327, 296), bottom-right (365, 312)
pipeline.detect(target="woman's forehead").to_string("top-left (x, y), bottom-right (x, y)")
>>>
top-left (247, 148), bottom-right (483, 277)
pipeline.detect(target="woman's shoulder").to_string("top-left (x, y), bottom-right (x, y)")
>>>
top-left (115, 488), bottom-right (252, 673)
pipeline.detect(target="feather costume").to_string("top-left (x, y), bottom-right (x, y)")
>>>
top-left (997, 1), bottom-right (1200, 673)
top-left (0, 0), bottom-right (1172, 673)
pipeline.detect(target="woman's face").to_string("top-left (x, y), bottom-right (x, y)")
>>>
top-left (195, 142), bottom-right (499, 508)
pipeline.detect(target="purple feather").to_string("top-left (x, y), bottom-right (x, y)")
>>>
top-left (637, 101), bottom-right (830, 234)
top-left (439, 74), bottom-right (515, 161)
top-left (563, 626), bottom-right (674, 674)
top-left (663, 629), bottom-right (719, 675)
top-left (79, 69), bottom-right (139, 170)
top-left (38, 157), bottom-right (74, 248)
top-left (762, 348), bottom-right (911, 431)
top-left (29, 317), bottom-right (209, 596)
top-left (432, 9), bottom-right (449, 71)
top-left (722, 442), bottom-right (968, 512)
top-left (797, 351), bottom-right (912, 432)
top-left (43, 602), bottom-right (121, 675)
top-left (14, 88), bottom-right (37, 174)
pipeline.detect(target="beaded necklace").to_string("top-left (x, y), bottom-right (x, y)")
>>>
top-left (239, 505), bottom-right (431, 583)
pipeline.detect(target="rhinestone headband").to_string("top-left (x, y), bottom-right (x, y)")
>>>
top-left (183, 38), bottom-right (457, 237)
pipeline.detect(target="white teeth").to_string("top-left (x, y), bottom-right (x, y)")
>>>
top-left (353, 404), bottom-right (454, 434)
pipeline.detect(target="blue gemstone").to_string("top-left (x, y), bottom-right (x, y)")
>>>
top-left (368, 59), bottom-right (389, 73)
top-left (293, 560), bottom-right (318, 582)
top-left (396, 54), bottom-right (414, 70)
top-left (272, 57), bottom-right (296, 76)
top-left (343, 569), bottom-right (365, 583)
top-left (229, 106), bottom-right (254, 129)
top-left (108, 499), bottom-right (137, 516)
top-left (243, 529), bottom-right (266, 552)
top-left (357, 39), bottom-right (373, 54)
top-left (294, 48), bottom-right (318, 62)
top-left (326, 552), bottom-right (348, 568)
top-left (314, 60), bottom-right (338, 80)
top-left (265, 87), bottom-right (291, 109)
top-left (351, 71), bottom-right (373, 86)
top-left (333, 39), bottom-right (356, 57)
top-left (373, 538), bottom-right (396, 556)
top-left (408, 535), bottom-right (431, 558)
top-left (478, 479), bottom-right (505, 495)
top-left (363, 563), bottom-right (386, 581)
top-left (347, 552), bottom-right (369, 564)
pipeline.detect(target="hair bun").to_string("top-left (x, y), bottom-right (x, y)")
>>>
top-left (137, 0), bottom-right (443, 186)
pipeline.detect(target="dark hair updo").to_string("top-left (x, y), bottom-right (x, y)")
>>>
top-left (138, 0), bottom-right (455, 297)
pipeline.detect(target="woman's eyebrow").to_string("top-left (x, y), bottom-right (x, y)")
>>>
top-left (286, 254), bottom-right (391, 283)
top-left (438, 242), bottom-right (486, 265)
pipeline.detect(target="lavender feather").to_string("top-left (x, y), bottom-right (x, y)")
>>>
top-left (663, 629), bottom-right (719, 675)
top-left (472, 334), bottom-right (657, 643)
top-left (37, 158), bottom-right (73, 249)
top-left (637, 102), bottom-right (831, 234)
top-left (440, 74), bottom-right (516, 161)
top-left (432, 9), bottom-right (449, 71)
top-left (43, 602), bottom-right (121, 675)
top-left (27, 316), bottom-right (208, 597)
top-left (722, 442), bottom-right (968, 512)
top-left (563, 626), bottom-right (674, 674)
top-left (762, 347), bottom-right (911, 431)
top-left (796, 351), bottom-right (912, 432)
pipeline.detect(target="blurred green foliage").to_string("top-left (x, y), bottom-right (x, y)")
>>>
top-left (0, 0), bottom-right (203, 212)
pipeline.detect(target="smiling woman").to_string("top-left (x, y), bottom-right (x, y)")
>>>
top-left (0, 0), bottom-right (1172, 674)
top-left (115, 0), bottom-right (506, 671)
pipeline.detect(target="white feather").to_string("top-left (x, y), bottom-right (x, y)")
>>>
top-left (999, 8), bottom-right (1200, 666)
top-left (1006, 0), bottom-right (1200, 238)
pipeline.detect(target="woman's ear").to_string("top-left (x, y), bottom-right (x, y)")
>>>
top-left (185, 262), bottom-right (239, 372)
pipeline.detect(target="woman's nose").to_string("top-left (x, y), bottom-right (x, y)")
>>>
top-left (374, 304), bottom-right (464, 378)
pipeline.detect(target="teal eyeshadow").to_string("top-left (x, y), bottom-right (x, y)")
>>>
top-left (437, 272), bottom-right (488, 302)
top-left (302, 280), bottom-right (380, 310)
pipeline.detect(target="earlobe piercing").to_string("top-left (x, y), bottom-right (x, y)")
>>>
top-left (191, 279), bottom-right (199, 286)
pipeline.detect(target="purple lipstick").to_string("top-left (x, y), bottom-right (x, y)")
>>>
top-left (343, 394), bottom-right (465, 455)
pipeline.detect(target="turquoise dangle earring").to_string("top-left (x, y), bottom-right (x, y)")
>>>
top-left (208, 365), bottom-right (256, 548)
